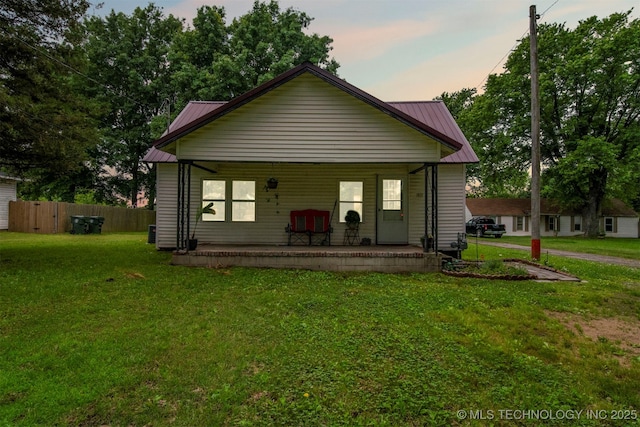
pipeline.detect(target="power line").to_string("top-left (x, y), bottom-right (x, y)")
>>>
top-left (474, 0), bottom-right (560, 92)
top-left (1, 26), bottom-right (145, 108)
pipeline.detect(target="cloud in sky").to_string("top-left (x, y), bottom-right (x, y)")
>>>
top-left (105, 0), bottom-right (637, 101)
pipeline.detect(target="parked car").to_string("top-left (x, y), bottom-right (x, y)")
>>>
top-left (465, 217), bottom-right (507, 238)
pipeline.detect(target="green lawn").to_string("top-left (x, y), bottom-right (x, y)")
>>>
top-left (1, 233), bottom-right (639, 426)
top-left (488, 235), bottom-right (640, 261)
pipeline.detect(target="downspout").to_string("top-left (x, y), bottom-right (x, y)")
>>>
top-left (176, 161), bottom-right (193, 251)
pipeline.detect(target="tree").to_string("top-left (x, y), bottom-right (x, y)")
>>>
top-left (537, 12), bottom-right (640, 235)
top-left (438, 88), bottom-right (532, 198)
top-left (460, 10), bottom-right (640, 235)
top-left (83, 5), bottom-right (183, 207)
top-left (0, 0), bottom-right (98, 201)
top-left (84, 1), bottom-right (338, 208)
top-left (168, 0), bottom-right (339, 107)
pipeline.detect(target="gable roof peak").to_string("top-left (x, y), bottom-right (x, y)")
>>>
top-left (152, 62), bottom-right (464, 152)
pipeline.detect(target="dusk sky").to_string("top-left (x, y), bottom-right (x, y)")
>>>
top-left (98, 0), bottom-right (638, 101)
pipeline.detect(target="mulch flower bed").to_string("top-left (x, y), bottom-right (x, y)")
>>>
top-left (441, 259), bottom-right (536, 280)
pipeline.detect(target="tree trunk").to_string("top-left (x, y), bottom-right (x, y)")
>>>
top-left (582, 169), bottom-right (607, 238)
top-left (130, 166), bottom-right (138, 208)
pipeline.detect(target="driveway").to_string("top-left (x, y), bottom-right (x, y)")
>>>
top-left (477, 240), bottom-right (640, 269)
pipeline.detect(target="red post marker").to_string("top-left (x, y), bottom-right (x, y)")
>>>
top-left (532, 239), bottom-right (541, 260)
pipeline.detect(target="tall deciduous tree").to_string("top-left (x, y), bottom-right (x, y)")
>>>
top-left (0, 0), bottom-right (98, 201)
top-left (459, 10), bottom-right (640, 235)
top-left (83, 5), bottom-right (183, 207)
top-left (168, 0), bottom-right (339, 107)
top-left (86, 1), bottom-right (338, 207)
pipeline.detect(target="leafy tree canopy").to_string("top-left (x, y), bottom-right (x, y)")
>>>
top-left (448, 10), bottom-right (640, 235)
top-left (168, 0), bottom-right (339, 107)
top-left (0, 0), bottom-right (98, 199)
top-left (83, 4), bottom-right (183, 207)
top-left (3, 0), bottom-right (339, 206)
top-left (85, 0), bottom-right (338, 207)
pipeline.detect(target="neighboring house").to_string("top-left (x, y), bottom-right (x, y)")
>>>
top-left (466, 198), bottom-right (639, 238)
top-left (144, 62), bottom-right (479, 252)
top-left (0, 173), bottom-right (19, 230)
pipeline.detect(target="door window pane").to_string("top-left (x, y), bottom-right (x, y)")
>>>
top-left (382, 179), bottom-right (402, 211)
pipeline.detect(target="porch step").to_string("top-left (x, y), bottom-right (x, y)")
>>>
top-left (172, 246), bottom-right (443, 273)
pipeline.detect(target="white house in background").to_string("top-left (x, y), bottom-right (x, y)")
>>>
top-left (466, 198), bottom-right (639, 238)
top-left (144, 62), bottom-right (479, 254)
top-left (0, 172), bottom-right (19, 230)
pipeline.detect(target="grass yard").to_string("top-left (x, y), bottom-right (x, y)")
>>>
top-left (1, 233), bottom-right (639, 426)
top-left (490, 235), bottom-right (640, 261)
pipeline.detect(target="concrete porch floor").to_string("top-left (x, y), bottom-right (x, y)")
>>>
top-left (171, 244), bottom-right (443, 273)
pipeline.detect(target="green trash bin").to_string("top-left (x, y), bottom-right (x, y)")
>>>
top-left (70, 215), bottom-right (88, 234)
top-left (86, 216), bottom-right (105, 234)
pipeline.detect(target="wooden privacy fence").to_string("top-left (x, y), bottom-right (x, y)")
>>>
top-left (8, 201), bottom-right (156, 233)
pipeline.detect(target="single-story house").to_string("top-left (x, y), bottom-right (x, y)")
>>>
top-left (466, 198), bottom-right (639, 238)
top-left (0, 172), bottom-right (19, 230)
top-left (144, 62), bottom-right (478, 261)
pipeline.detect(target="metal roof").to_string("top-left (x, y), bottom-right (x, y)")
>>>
top-left (143, 63), bottom-right (478, 164)
top-left (143, 101), bottom-right (225, 163)
top-left (389, 101), bottom-right (478, 164)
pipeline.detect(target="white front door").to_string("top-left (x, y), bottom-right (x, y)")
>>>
top-left (376, 176), bottom-right (408, 244)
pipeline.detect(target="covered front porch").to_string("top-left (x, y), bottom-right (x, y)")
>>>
top-left (171, 244), bottom-right (444, 273)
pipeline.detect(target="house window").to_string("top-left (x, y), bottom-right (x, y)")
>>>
top-left (604, 217), bottom-right (614, 233)
top-left (202, 180), bottom-right (255, 222)
top-left (573, 216), bottom-right (582, 231)
top-left (232, 180), bottom-right (255, 222)
top-left (548, 216), bottom-right (557, 231)
top-left (515, 216), bottom-right (524, 231)
top-left (339, 181), bottom-right (363, 222)
top-left (202, 180), bottom-right (225, 221)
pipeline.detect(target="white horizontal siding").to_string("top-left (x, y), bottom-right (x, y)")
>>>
top-left (156, 163), bottom-right (178, 249)
top-left (437, 164), bottom-right (466, 250)
top-left (155, 162), bottom-right (472, 248)
top-left (155, 162), bottom-right (446, 246)
top-left (612, 217), bottom-right (639, 238)
top-left (503, 216), bottom-right (530, 237)
top-left (0, 181), bottom-right (17, 230)
top-left (177, 74), bottom-right (441, 163)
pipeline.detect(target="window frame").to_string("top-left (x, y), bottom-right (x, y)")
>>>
top-left (573, 216), bottom-right (582, 232)
top-left (604, 216), bottom-right (614, 233)
top-left (201, 179), bottom-right (256, 222)
top-left (231, 180), bottom-right (256, 222)
top-left (201, 179), bottom-right (226, 222)
top-left (339, 181), bottom-right (364, 223)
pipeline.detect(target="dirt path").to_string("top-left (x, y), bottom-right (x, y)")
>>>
top-left (476, 240), bottom-right (640, 269)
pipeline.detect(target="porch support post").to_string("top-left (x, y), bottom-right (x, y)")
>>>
top-left (176, 161), bottom-right (192, 251)
top-left (423, 163), bottom-right (438, 253)
top-left (177, 161), bottom-right (185, 250)
top-left (186, 162), bottom-right (192, 251)
top-left (423, 164), bottom-right (429, 252)
top-left (431, 164), bottom-right (438, 252)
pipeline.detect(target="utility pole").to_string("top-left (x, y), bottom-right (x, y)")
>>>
top-left (530, 5), bottom-right (541, 260)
